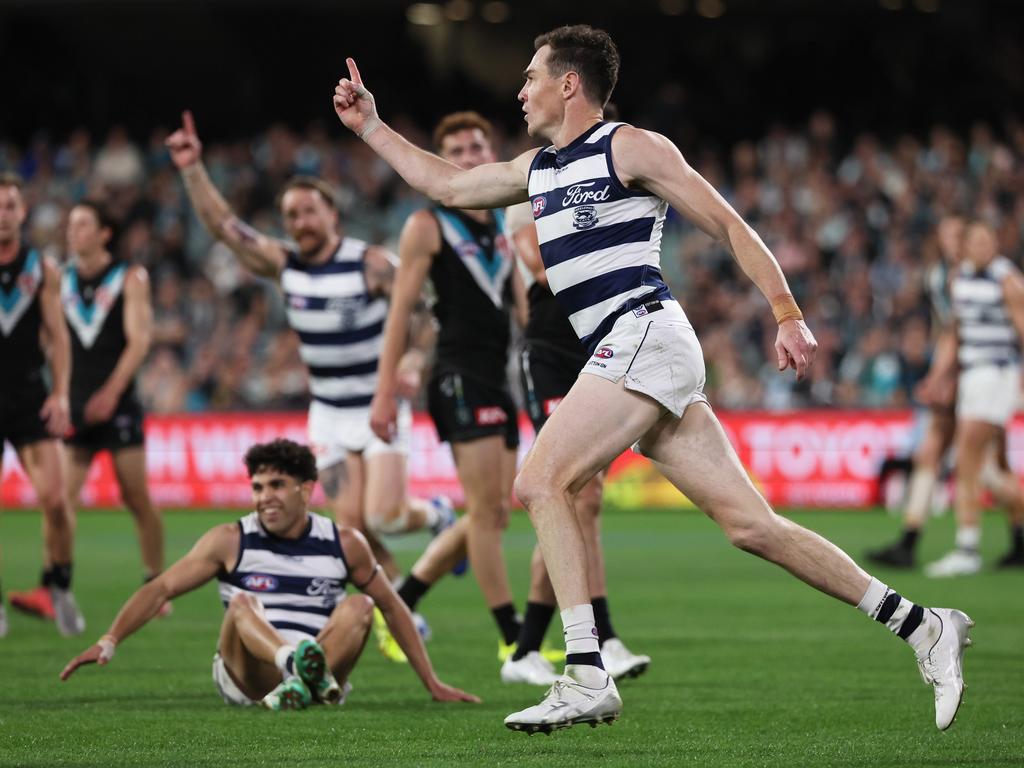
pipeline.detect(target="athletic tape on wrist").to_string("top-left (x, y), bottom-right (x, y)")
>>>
top-left (359, 118), bottom-right (381, 141)
top-left (98, 634), bottom-right (117, 662)
top-left (771, 293), bottom-right (803, 325)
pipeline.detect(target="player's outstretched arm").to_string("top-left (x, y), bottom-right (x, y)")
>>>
top-left (1002, 269), bottom-right (1024, 352)
top-left (369, 212), bottom-right (436, 442)
top-left (333, 58), bottom-right (533, 210)
top-left (341, 527), bottom-right (480, 703)
top-left (38, 258), bottom-right (70, 437)
top-left (165, 111), bottom-right (288, 279)
top-left (84, 266), bottom-right (152, 424)
top-left (612, 126), bottom-right (818, 380)
top-left (60, 524), bottom-right (235, 681)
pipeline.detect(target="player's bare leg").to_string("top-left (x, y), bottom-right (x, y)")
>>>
top-left (868, 408), bottom-right (956, 568)
top-left (363, 452), bottom-right (446, 536)
top-left (321, 453), bottom-right (400, 581)
top-left (981, 435), bottom-right (1024, 566)
top-left (11, 440), bottom-right (83, 636)
top-left (452, 436), bottom-right (519, 649)
top-left (925, 420), bottom-right (1000, 577)
top-left (316, 593), bottom-right (374, 686)
top-left (112, 447), bottom-right (164, 579)
top-left (217, 592), bottom-right (336, 709)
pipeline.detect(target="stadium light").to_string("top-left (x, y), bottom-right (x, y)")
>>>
top-left (695, 0), bottom-right (725, 18)
top-left (480, 1), bottom-right (510, 23)
top-left (659, 0), bottom-right (687, 15)
top-left (407, 2), bottom-right (444, 25)
top-left (445, 0), bottom-right (474, 21)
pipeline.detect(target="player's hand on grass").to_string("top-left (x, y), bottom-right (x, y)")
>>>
top-left (60, 637), bottom-right (116, 681)
top-left (165, 111), bottom-right (203, 169)
top-left (40, 393), bottom-right (70, 438)
top-left (369, 391), bottom-right (398, 443)
top-left (83, 386), bottom-right (118, 424)
top-left (775, 318), bottom-right (817, 381)
top-left (333, 58), bottom-right (380, 139)
top-left (428, 679), bottom-right (481, 704)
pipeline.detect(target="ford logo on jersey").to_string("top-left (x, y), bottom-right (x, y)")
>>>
top-left (532, 196), bottom-right (547, 217)
top-left (242, 574), bottom-right (278, 591)
top-left (573, 205), bottom-right (599, 230)
top-left (562, 182), bottom-right (611, 207)
top-left (595, 346), bottom-right (614, 359)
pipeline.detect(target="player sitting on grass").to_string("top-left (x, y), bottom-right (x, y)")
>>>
top-left (60, 438), bottom-right (479, 710)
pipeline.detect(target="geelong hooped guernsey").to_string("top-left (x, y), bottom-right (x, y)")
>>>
top-left (218, 512), bottom-right (349, 640)
top-left (62, 259), bottom-right (134, 408)
top-left (952, 256), bottom-right (1021, 369)
top-left (281, 238), bottom-right (386, 410)
top-left (0, 246), bottom-right (45, 391)
top-left (528, 121), bottom-right (673, 355)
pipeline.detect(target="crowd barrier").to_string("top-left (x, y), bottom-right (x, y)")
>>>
top-left (5, 411), bottom-right (1024, 509)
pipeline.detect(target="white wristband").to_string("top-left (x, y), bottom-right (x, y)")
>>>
top-left (359, 117), bottom-right (381, 141)
top-left (98, 634), bottom-right (117, 662)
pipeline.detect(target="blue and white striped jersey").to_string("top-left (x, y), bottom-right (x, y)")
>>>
top-left (281, 237), bottom-right (386, 410)
top-left (527, 121), bottom-right (673, 354)
top-left (218, 512), bottom-right (349, 641)
top-left (952, 256), bottom-right (1021, 369)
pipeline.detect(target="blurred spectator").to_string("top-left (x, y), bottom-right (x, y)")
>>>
top-left (3, 112), bottom-right (1022, 412)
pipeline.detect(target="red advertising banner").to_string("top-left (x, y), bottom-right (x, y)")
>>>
top-left (4, 410), bottom-right (1024, 510)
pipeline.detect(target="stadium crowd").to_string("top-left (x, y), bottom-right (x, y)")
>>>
top-left (3, 111), bottom-right (1022, 413)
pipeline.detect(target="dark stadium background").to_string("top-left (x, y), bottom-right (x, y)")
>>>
top-left (1, 0), bottom-right (1021, 147)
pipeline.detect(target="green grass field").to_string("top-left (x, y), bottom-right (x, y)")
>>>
top-left (1, 507), bottom-right (1022, 768)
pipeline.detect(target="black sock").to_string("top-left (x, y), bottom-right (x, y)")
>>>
top-left (1011, 525), bottom-right (1024, 553)
top-left (592, 596), bottom-right (616, 644)
top-left (511, 602), bottom-right (555, 661)
top-left (899, 528), bottom-right (920, 551)
top-left (397, 575), bottom-right (431, 611)
top-left (566, 651), bottom-right (605, 670)
top-left (41, 567), bottom-right (53, 588)
top-left (49, 564), bottom-right (73, 590)
top-left (491, 603), bottom-right (521, 646)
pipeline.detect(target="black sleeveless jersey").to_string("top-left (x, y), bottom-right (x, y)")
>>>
top-left (525, 282), bottom-right (588, 365)
top-left (0, 246), bottom-right (46, 392)
top-left (428, 207), bottom-right (515, 378)
top-left (61, 259), bottom-right (135, 408)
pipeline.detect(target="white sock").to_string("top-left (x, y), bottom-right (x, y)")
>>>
top-left (273, 644), bottom-right (296, 678)
top-left (422, 498), bottom-right (443, 529)
top-left (904, 467), bottom-right (937, 525)
top-left (561, 603), bottom-right (600, 655)
top-left (955, 526), bottom-right (981, 552)
top-left (856, 577), bottom-right (934, 650)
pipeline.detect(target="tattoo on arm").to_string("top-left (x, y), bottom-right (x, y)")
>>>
top-left (318, 461), bottom-right (349, 501)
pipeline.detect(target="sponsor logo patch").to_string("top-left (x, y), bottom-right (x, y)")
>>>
top-left (561, 182), bottom-right (611, 207)
top-left (475, 406), bottom-right (508, 426)
top-left (532, 196), bottom-right (547, 217)
top-left (594, 346), bottom-right (614, 359)
top-left (242, 574), bottom-right (278, 592)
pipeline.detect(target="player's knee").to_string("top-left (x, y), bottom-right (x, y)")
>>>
top-left (720, 512), bottom-right (777, 556)
top-left (40, 491), bottom-right (70, 522)
top-left (513, 467), bottom-right (551, 511)
top-left (365, 506), bottom-right (403, 535)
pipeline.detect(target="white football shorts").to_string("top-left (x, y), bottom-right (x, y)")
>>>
top-left (580, 299), bottom-right (708, 419)
top-left (957, 364), bottom-right (1021, 427)
top-left (308, 398), bottom-right (412, 471)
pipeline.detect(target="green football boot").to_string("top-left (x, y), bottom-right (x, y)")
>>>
top-left (294, 638), bottom-right (342, 704)
top-left (260, 676), bottom-right (312, 711)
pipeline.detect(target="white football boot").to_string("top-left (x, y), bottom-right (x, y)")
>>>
top-left (51, 588), bottom-right (85, 636)
top-left (914, 608), bottom-right (974, 730)
top-left (601, 638), bottom-right (650, 680)
top-left (501, 651), bottom-right (560, 686)
top-left (504, 670), bottom-right (622, 733)
top-left (924, 550), bottom-right (982, 578)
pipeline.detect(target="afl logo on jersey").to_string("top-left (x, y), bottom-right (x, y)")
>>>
top-left (595, 346), bottom-right (614, 359)
top-left (532, 196), bottom-right (547, 218)
top-left (243, 574), bottom-right (278, 592)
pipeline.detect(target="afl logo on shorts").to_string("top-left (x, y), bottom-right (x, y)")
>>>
top-left (532, 196), bottom-right (547, 218)
top-left (243, 574), bottom-right (278, 592)
top-left (595, 346), bottom-right (614, 359)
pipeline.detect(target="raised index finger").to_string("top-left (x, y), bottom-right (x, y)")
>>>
top-left (346, 57), bottom-right (363, 86)
top-left (182, 110), bottom-right (196, 136)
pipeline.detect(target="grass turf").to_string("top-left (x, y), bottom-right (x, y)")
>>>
top-left (0, 507), bottom-right (1021, 767)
